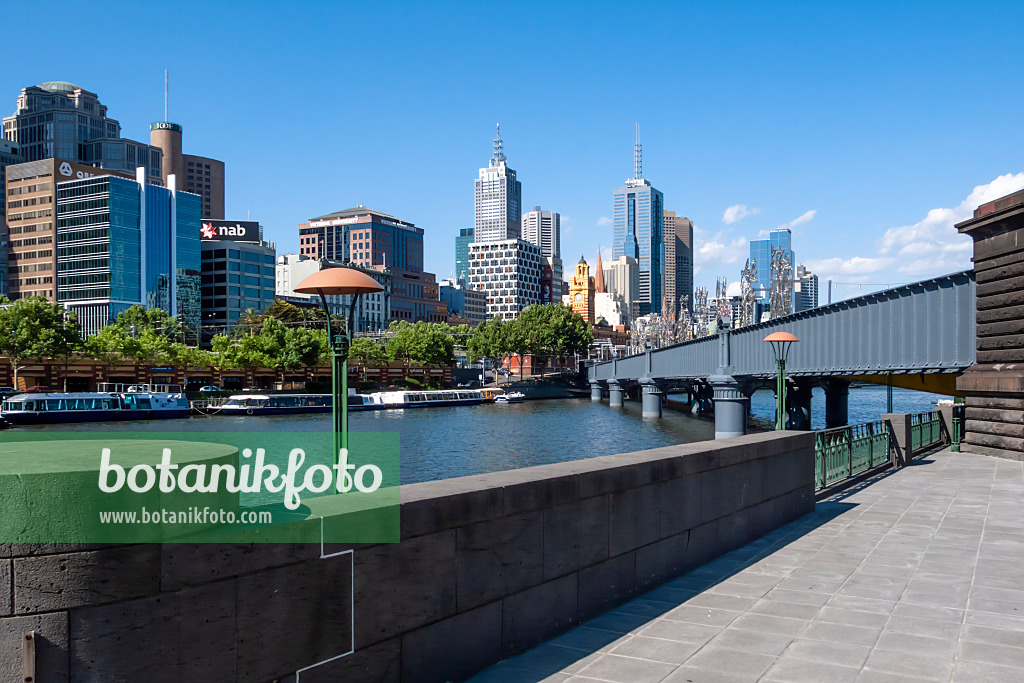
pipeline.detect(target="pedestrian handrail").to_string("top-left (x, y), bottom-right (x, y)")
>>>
top-left (815, 420), bottom-right (891, 490)
top-left (910, 411), bottom-right (942, 452)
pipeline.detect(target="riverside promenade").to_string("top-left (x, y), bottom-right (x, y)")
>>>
top-left (469, 448), bottom-right (1024, 683)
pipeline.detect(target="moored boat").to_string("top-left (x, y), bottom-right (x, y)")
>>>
top-left (495, 391), bottom-right (525, 404)
top-left (0, 383), bottom-right (190, 425)
top-left (212, 393), bottom-right (386, 415)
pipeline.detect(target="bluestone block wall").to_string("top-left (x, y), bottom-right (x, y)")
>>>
top-left (0, 431), bottom-right (814, 682)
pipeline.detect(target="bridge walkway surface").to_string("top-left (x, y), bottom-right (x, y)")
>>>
top-left (468, 449), bottom-right (1024, 683)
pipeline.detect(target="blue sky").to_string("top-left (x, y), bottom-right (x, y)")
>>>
top-left (5, 1), bottom-right (1023, 302)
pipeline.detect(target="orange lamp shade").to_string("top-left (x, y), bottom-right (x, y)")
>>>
top-left (763, 332), bottom-right (799, 343)
top-left (294, 267), bottom-right (384, 296)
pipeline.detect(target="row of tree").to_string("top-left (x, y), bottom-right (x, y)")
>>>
top-left (0, 296), bottom-right (592, 388)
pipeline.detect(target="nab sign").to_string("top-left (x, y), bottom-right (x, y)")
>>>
top-left (200, 220), bottom-right (260, 242)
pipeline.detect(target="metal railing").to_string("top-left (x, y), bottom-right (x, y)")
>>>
top-left (815, 420), bottom-right (891, 490)
top-left (910, 411), bottom-right (942, 452)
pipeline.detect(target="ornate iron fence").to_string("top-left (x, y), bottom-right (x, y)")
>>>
top-left (815, 420), bottom-right (891, 490)
top-left (910, 411), bottom-right (942, 452)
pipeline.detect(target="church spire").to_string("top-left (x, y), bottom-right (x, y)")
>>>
top-left (595, 248), bottom-right (606, 293)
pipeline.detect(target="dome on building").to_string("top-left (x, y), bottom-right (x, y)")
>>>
top-left (37, 81), bottom-right (82, 94)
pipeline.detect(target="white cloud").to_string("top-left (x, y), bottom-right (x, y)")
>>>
top-left (806, 172), bottom-right (1024, 299)
top-left (596, 216), bottom-right (612, 227)
top-left (780, 209), bottom-right (816, 230)
top-left (722, 204), bottom-right (760, 225)
top-left (726, 281), bottom-right (742, 297)
top-left (696, 234), bottom-right (749, 265)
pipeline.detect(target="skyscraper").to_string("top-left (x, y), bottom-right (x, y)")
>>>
top-left (663, 211), bottom-right (694, 320)
top-left (151, 122), bottom-right (225, 220)
top-left (522, 206), bottom-right (560, 258)
top-left (474, 125), bottom-right (521, 243)
top-left (3, 81), bottom-right (163, 184)
top-left (0, 139), bottom-right (24, 297)
top-left (749, 228), bottom-right (795, 315)
top-left (795, 264), bottom-right (819, 312)
top-left (455, 227), bottom-right (474, 284)
top-left (612, 135), bottom-right (663, 316)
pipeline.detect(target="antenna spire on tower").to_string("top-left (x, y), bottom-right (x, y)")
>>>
top-left (492, 123), bottom-right (506, 165)
top-left (634, 123), bottom-right (642, 179)
top-left (164, 69), bottom-right (168, 121)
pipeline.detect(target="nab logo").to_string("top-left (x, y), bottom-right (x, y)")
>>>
top-left (200, 223), bottom-right (217, 239)
top-left (58, 162), bottom-right (72, 176)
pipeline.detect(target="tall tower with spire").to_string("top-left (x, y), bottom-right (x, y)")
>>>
top-left (611, 126), bottom-right (664, 316)
top-left (474, 124), bottom-right (522, 243)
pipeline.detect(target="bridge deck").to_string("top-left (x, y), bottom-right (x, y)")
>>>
top-left (469, 449), bottom-right (1024, 683)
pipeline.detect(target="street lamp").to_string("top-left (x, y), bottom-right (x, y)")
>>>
top-left (763, 331), bottom-right (799, 431)
top-left (295, 268), bottom-right (384, 464)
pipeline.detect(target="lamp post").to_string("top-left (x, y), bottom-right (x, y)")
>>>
top-left (294, 268), bottom-right (384, 464)
top-left (763, 332), bottom-right (799, 431)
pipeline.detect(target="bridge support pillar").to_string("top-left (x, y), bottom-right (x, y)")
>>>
top-left (824, 379), bottom-right (850, 428)
top-left (640, 380), bottom-right (663, 418)
top-left (709, 374), bottom-right (748, 439)
top-left (590, 381), bottom-right (603, 402)
top-left (608, 380), bottom-right (624, 407)
top-left (786, 381), bottom-right (813, 431)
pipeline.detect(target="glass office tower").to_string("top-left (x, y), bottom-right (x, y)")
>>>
top-left (612, 178), bottom-right (664, 316)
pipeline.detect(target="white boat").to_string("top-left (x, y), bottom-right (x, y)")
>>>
top-left (495, 391), bottom-right (525, 404)
top-left (361, 389), bottom-right (485, 409)
top-left (0, 383), bottom-right (190, 425)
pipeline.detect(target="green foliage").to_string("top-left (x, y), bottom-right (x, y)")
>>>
top-left (111, 305), bottom-right (182, 341)
top-left (281, 327), bottom-right (328, 372)
top-left (385, 321), bottom-right (457, 370)
top-left (0, 297), bottom-right (83, 386)
top-left (349, 337), bottom-right (388, 368)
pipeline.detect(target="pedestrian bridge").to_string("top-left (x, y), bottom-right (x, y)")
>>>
top-left (587, 270), bottom-right (976, 433)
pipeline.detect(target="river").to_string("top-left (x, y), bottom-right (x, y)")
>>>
top-left (5, 385), bottom-right (945, 484)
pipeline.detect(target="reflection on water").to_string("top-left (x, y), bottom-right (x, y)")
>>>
top-left (6, 386), bottom-right (944, 484)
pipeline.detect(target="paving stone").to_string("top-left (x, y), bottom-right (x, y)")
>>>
top-left (681, 645), bottom-right (777, 678)
top-left (748, 599), bottom-right (821, 621)
top-left (763, 656), bottom-right (860, 683)
top-left (862, 648), bottom-right (954, 681)
top-left (636, 619), bottom-right (720, 644)
top-left (706, 627), bottom-right (793, 656)
top-left (951, 660), bottom-right (1024, 683)
top-left (962, 623), bottom-right (1024, 648)
top-left (730, 612), bottom-right (808, 636)
top-left (495, 643), bottom-right (603, 675)
top-left (608, 635), bottom-right (703, 664)
top-left (957, 640), bottom-right (1024, 669)
top-left (780, 638), bottom-right (872, 668)
top-left (575, 653), bottom-right (676, 683)
top-left (661, 604), bottom-right (740, 627)
top-left (801, 621), bottom-right (881, 647)
top-left (662, 666), bottom-right (753, 683)
top-left (873, 631), bottom-right (958, 659)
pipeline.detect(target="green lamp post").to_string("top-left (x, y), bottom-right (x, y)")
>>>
top-left (763, 331), bottom-right (799, 431)
top-left (294, 267), bottom-right (384, 464)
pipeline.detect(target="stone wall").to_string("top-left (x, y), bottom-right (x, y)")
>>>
top-left (0, 431), bottom-right (814, 682)
top-left (956, 196), bottom-right (1024, 460)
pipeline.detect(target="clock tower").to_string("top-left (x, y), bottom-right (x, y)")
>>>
top-left (569, 255), bottom-right (596, 324)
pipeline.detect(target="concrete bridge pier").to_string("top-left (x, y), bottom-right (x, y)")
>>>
top-left (824, 379), bottom-right (850, 428)
top-left (786, 380), bottom-right (814, 430)
top-left (709, 374), bottom-right (748, 439)
top-left (608, 380), bottom-right (624, 407)
top-left (590, 381), bottom-right (603, 402)
top-left (640, 380), bottom-right (664, 418)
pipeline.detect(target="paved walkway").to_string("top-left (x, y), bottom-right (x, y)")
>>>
top-left (468, 449), bottom-right (1024, 683)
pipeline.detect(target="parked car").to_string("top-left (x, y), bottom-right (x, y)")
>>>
top-left (198, 385), bottom-right (220, 393)
top-left (497, 369), bottom-right (512, 376)
top-left (0, 386), bottom-right (14, 395)
top-left (27, 386), bottom-right (52, 392)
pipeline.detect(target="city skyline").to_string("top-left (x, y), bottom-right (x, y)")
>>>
top-left (2, 1), bottom-right (1023, 305)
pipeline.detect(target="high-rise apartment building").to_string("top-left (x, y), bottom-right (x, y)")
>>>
top-left (467, 240), bottom-right (542, 320)
top-left (455, 227), bottom-right (474, 284)
top-left (3, 82), bottom-right (162, 184)
top-left (474, 125), bottom-right (521, 243)
top-left (612, 140), bottom-right (663, 316)
top-left (150, 122), bottom-right (225, 220)
top-left (795, 264), bottom-right (819, 312)
top-left (54, 170), bottom-right (201, 335)
top-left (522, 206), bottom-right (560, 258)
top-left (663, 211), bottom-right (694, 320)
top-left (749, 228), bottom-right (795, 314)
top-left (297, 206), bottom-right (444, 323)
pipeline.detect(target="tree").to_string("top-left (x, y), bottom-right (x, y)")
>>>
top-left (516, 304), bottom-right (555, 374)
top-left (385, 321), bottom-right (418, 372)
top-left (85, 326), bottom-right (136, 382)
top-left (281, 327), bottom-right (328, 381)
top-left (112, 305), bottom-right (183, 341)
top-left (469, 317), bottom-right (510, 384)
top-left (0, 297), bottom-right (82, 389)
top-left (505, 318), bottom-right (529, 380)
top-left (546, 303), bottom-right (593, 364)
top-left (349, 337), bottom-right (388, 381)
